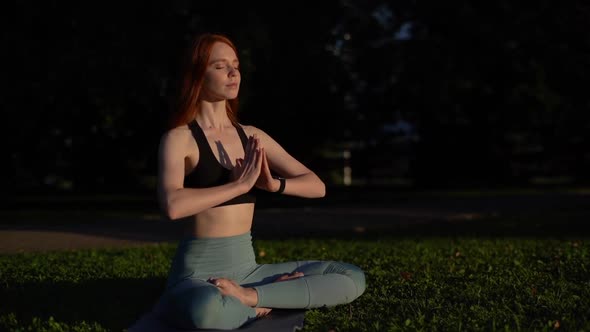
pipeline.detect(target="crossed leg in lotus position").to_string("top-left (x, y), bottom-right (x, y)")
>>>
top-left (209, 271), bottom-right (305, 317)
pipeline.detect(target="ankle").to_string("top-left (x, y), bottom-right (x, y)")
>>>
top-left (246, 287), bottom-right (259, 307)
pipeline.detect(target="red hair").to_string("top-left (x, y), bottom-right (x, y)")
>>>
top-left (168, 33), bottom-right (240, 129)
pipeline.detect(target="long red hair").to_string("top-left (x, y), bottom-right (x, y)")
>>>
top-left (168, 33), bottom-right (240, 129)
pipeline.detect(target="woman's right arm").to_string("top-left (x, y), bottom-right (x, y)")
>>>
top-left (156, 129), bottom-right (256, 221)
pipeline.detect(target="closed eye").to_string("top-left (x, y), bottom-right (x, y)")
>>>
top-left (215, 65), bottom-right (239, 70)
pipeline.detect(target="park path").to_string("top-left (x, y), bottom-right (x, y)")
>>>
top-left (0, 207), bottom-right (451, 254)
top-left (1, 191), bottom-right (589, 254)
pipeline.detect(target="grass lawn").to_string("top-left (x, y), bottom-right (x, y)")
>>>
top-left (1, 232), bottom-right (589, 332)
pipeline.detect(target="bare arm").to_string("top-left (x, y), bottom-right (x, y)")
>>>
top-left (156, 128), bottom-right (262, 220)
top-left (244, 125), bottom-right (326, 198)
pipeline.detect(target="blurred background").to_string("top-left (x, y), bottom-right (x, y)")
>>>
top-left (3, 0), bottom-right (589, 206)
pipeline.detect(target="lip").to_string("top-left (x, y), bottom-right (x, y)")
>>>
top-left (226, 83), bottom-right (238, 88)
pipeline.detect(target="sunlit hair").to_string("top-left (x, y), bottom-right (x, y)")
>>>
top-left (168, 33), bottom-right (240, 129)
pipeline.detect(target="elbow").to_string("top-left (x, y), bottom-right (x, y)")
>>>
top-left (314, 179), bottom-right (326, 198)
top-left (319, 182), bottom-right (326, 197)
top-left (164, 207), bottom-right (180, 221)
top-left (165, 202), bottom-right (188, 221)
top-left (161, 198), bottom-right (182, 221)
top-left (159, 188), bottom-right (185, 221)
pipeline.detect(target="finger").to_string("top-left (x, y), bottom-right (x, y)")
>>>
top-left (244, 136), bottom-right (253, 159)
top-left (255, 134), bottom-right (264, 150)
top-left (246, 137), bottom-right (257, 164)
top-left (261, 150), bottom-right (273, 177)
top-left (250, 136), bottom-right (259, 159)
top-left (261, 149), bottom-right (267, 168)
top-left (255, 147), bottom-right (263, 169)
top-left (247, 147), bottom-right (262, 177)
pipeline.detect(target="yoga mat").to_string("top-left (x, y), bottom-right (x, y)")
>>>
top-left (128, 309), bottom-right (306, 332)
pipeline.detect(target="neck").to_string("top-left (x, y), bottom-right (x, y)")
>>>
top-left (196, 101), bottom-right (231, 130)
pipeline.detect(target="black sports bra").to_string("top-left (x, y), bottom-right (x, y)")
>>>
top-left (183, 119), bottom-right (257, 206)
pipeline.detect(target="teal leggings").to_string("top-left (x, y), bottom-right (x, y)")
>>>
top-left (154, 232), bottom-right (366, 330)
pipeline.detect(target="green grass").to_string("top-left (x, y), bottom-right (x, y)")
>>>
top-left (1, 236), bottom-right (589, 332)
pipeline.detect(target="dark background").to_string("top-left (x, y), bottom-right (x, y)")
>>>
top-left (4, 0), bottom-right (589, 199)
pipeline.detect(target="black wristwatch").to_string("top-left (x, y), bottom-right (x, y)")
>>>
top-left (272, 175), bottom-right (286, 194)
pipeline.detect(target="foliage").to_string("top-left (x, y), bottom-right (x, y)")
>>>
top-left (5, 0), bottom-right (589, 194)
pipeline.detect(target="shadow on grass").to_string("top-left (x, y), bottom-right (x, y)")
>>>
top-left (1, 277), bottom-right (166, 331)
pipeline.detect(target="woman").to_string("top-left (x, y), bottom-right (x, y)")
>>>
top-left (154, 32), bottom-right (366, 330)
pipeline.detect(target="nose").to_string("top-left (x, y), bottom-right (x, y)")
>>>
top-left (228, 66), bottom-right (239, 77)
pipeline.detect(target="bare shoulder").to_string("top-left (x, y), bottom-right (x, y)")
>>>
top-left (161, 125), bottom-right (193, 141)
top-left (240, 124), bottom-right (271, 138)
top-left (239, 123), bottom-right (288, 153)
top-left (159, 125), bottom-right (195, 153)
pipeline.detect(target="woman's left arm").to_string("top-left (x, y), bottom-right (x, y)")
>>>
top-left (243, 125), bottom-right (325, 198)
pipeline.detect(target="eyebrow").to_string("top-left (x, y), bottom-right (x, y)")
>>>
top-left (209, 58), bottom-right (239, 64)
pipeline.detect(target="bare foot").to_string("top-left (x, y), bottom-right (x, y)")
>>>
top-left (209, 278), bottom-right (259, 307)
top-left (255, 307), bottom-right (272, 317)
top-left (275, 271), bottom-right (304, 282)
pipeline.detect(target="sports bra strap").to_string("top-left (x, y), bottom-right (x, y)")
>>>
top-left (187, 120), bottom-right (209, 150)
top-left (188, 120), bottom-right (248, 151)
top-left (234, 124), bottom-right (249, 149)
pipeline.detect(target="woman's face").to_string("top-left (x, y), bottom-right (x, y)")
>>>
top-left (201, 42), bottom-right (241, 102)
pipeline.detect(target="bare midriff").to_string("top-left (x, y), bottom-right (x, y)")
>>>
top-left (183, 203), bottom-right (255, 238)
